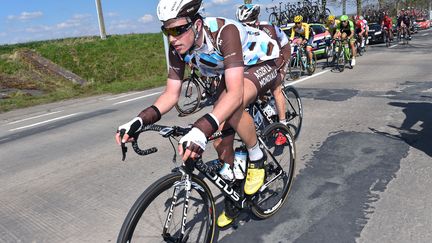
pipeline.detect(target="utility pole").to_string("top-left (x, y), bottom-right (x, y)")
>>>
top-left (95, 0), bottom-right (107, 39)
top-left (342, 0), bottom-right (347, 15)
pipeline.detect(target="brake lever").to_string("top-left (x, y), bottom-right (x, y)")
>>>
top-left (121, 142), bottom-right (128, 161)
top-left (119, 129), bottom-right (128, 161)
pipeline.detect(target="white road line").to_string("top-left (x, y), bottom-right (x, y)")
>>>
top-left (9, 113), bottom-right (82, 132)
top-left (112, 92), bottom-right (162, 105)
top-left (389, 44), bottom-right (398, 48)
top-left (286, 70), bottom-right (331, 86)
top-left (422, 33), bottom-right (429, 36)
top-left (104, 91), bottom-right (146, 101)
top-left (6, 111), bottom-right (63, 125)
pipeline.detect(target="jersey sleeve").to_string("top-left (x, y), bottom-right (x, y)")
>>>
top-left (349, 21), bottom-right (354, 31)
top-left (217, 24), bottom-right (244, 69)
top-left (167, 45), bottom-right (185, 81)
top-left (274, 25), bottom-right (289, 47)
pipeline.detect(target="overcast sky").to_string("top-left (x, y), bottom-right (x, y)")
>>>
top-left (0, 0), bottom-right (358, 45)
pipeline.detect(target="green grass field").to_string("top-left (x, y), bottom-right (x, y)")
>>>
top-left (0, 33), bottom-right (167, 112)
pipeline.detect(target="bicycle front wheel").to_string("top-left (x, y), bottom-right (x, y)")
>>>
top-left (282, 86), bottom-right (303, 140)
top-left (117, 172), bottom-right (216, 243)
top-left (288, 56), bottom-right (301, 80)
top-left (175, 77), bottom-right (202, 116)
top-left (306, 52), bottom-right (317, 75)
top-left (252, 123), bottom-right (296, 219)
top-left (336, 45), bottom-right (345, 72)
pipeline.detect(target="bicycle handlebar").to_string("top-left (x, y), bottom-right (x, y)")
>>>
top-left (121, 124), bottom-right (224, 174)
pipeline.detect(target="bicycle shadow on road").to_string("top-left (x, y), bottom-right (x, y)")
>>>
top-left (387, 101), bottom-right (432, 157)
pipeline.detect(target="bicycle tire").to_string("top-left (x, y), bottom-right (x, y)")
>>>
top-left (117, 173), bottom-right (216, 243)
top-left (281, 86), bottom-right (303, 140)
top-left (306, 52), bottom-right (317, 75)
top-left (175, 77), bottom-right (202, 116)
top-left (251, 122), bottom-right (296, 219)
top-left (336, 43), bottom-right (345, 72)
top-left (288, 56), bottom-right (301, 80)
top-left (325, 44), bottom-right (333, 66)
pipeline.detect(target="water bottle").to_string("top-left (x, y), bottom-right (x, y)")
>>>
top-left (233, 146), bottom-right (247, 180)
top-left (218, 163), bottom-right (234, 181)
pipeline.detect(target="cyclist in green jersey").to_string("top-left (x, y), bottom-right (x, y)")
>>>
top-left (334, 15), bottom-right (356, 66)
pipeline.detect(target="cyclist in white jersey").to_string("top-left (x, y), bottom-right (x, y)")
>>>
top-left (236, 3), bottom-right (291, 127)
top-left (115, 0), bottom-right (284, 228)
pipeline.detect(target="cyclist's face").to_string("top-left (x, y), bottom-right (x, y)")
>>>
top-left (329, 19), bottom-right (335, 25)
top-left (163, 18), bottom-right (196, 54)
top-left (342, 20), bottom-right (348, 26)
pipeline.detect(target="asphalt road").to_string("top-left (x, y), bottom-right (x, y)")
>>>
top-left (0, 28), bottom-right (431, 242)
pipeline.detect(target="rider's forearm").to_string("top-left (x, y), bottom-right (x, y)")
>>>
top-left (152, 79), bottom-right (182, 115)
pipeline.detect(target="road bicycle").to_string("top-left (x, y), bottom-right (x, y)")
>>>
top-left (355, 34), bottom-right (365, 56)
top-left (266, 2), bottom-right (289, 26)
top-left (397, 25), bottom-right (410, 45)
top-left (175, 67), bottom-right (220, 116)
top-left (117, 103), bottom-right (296, 242)
top-left (383, 26), bottom-right (392, 47)
top-left (288, 43), bottom-right (317, 80)
top-left (334, 38), bottom-right (353, 72)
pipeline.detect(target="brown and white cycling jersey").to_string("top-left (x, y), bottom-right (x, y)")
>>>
top-left (168, 17), bottom-right (280, 80)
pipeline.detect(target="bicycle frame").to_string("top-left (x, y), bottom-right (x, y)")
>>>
top-left (291, 44), bottom-right (309, 69)
top-left (155, 124), bottom-right (288, 241)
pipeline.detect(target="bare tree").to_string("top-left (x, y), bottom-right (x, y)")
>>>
top-left (356, 0), bottom-right (363, 16)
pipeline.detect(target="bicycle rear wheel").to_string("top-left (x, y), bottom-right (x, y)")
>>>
top-left (117, 173), bottom-right (216, 243)
top-left (282, 86), bottom-right (303, 140)
top-left (175, 77), bottom-right (202, 116)
top-left (251, 123), bottom-right (296, 219)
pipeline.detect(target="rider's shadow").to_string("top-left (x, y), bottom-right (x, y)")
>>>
top-left (387, 101), bottom-right (432, 157)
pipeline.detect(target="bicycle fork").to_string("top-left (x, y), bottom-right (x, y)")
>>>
top-left (163, 173), bottom-right (191, 243)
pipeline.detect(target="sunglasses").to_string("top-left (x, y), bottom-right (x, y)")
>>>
top-left (161, 23), bottom-right (193, 37)
top-left (295, 22), bottom-right (301, 24)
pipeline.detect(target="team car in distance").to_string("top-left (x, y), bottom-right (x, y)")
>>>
top-left (367, 23), bottom-right (385, 43)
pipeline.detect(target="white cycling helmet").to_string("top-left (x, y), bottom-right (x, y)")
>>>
top-left (157, 0), bottom-right (202, 22)
top-left (236, 4), bottom-right (260, 24)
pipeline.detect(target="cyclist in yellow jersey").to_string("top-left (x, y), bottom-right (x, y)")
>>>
top-left (289, 15), bottom-right (314, 65)
top-left (325, 15), bottom-right (340, 37)
top-left (324, 15), bottom-right (339, 64)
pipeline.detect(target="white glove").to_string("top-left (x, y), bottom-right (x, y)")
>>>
top-left (179, 127), bottom-right (207, 156)
top-left (117, 117), bottom-right (143, 142)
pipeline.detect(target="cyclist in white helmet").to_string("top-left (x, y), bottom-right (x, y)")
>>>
top-left (116, 0), bottom-right (284, 228)
top-left (236, 3), bottom-right (291, 127)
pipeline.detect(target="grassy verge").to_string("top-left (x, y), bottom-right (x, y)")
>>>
top-left (0, 33), bottom-right (167, 112)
